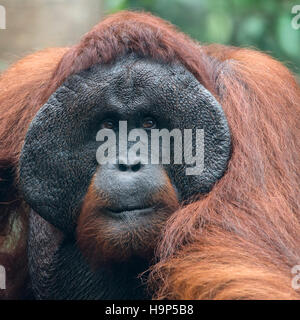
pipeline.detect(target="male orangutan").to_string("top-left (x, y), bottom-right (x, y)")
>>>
top-left (0, 11), bottom-right (299, 300)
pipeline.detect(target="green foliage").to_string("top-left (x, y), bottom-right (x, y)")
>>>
top-left (104, 0), bottom-right (300, 77)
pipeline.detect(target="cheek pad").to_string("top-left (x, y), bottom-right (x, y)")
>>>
top-left (19, 56), bottom-right (231, 233)
top-left (19, 79), bottom-right (99, 233)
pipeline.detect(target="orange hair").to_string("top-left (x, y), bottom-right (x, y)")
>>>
top-left (0, 11), bottom-right (299, 299)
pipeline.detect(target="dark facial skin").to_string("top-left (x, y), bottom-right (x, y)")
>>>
top-left (19, 55), bottom-right (231, 299)
top-left (20, 54), bottom-right (230, 232)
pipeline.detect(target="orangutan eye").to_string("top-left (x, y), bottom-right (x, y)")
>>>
top-left (142, 117), bottom-right (156, 129)
top-left (101, 119), bottom-right (115, 129)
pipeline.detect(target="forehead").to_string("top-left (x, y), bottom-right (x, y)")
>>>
top-left (67, 55), bottom-right (199, 117)
top-left (82, 55), bottom-right (193, 89)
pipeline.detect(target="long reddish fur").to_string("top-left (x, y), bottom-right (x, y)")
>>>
top-left (0, 11), bottom-right (299, 299)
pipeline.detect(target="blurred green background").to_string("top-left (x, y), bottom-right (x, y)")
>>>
top-left (105, 0), bottom-right (300, 77)
top-left (0, 0), bottom-right (299, 78)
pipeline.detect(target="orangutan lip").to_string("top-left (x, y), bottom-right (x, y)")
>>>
top-left (104, 207), bottom-right (154, 217)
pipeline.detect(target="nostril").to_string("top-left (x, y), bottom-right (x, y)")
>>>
top-left (118, 163), bottom-right (128, 171)
top-left (131, 162), bottom-right (142, 172)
